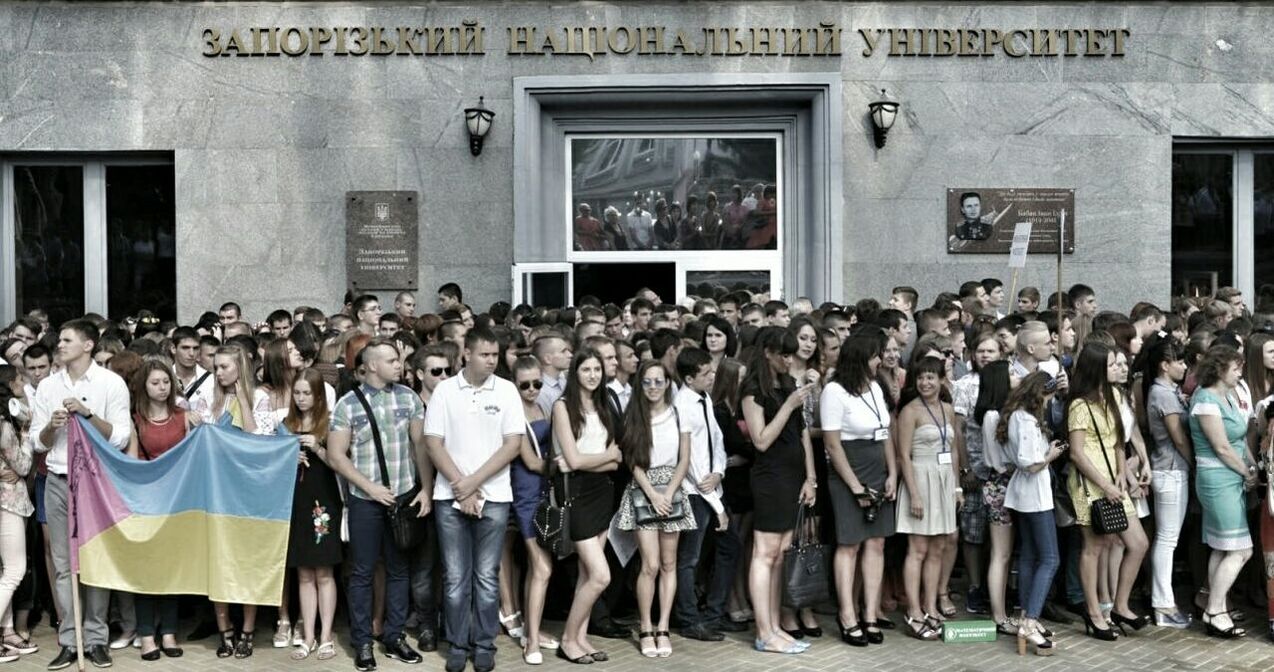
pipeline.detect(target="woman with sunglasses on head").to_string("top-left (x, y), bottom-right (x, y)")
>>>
top-left (551, 348), bottom-right (623, 664)
top-left (616, 360), bottom-right (694, 658)
top-left (508, 356), bottom-right (557, 664)
top-left (1188, 346), bottom-right (1258, 639)
top-left (1067, 341), bottom-right (1149, 641)
top-left (1141, 336), bottom-right (1194, 628)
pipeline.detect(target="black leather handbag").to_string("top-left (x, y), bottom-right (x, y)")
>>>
top-left (532, 424), bottom-right (576, 559)
top-left (1084, 403), bottom-right (1129, 536)
top-left (354, 388), bottom-right (427, 550)
top-left (781, 505), bottom-right (832, 609)
top-left (630, 484), bottom-right (687, 525)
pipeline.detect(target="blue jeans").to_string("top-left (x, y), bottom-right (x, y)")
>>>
top-left (702, 509), bottom-right (742, 624)
top-left (347, 496), bottom-right (410, 648)
top-left (674, 495), bottom-right (713, 627)
top-left (435, 500), bottom-right (510, 655)
top-left (1017, 510), bottom-right (1060, 620)
top-left (408, 514), bottom-right (440, 634)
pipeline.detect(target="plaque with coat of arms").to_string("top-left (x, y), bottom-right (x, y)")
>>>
top-left (346, 191), bottom-right (418, 290)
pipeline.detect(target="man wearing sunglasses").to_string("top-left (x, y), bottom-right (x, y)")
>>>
top-left (406, 344), bottom-right (454, 652)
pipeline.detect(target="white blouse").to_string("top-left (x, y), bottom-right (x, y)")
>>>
top-left (647, 407), bottom-right (687, 469)
top-left (1003, 410), bottom-right (1052, 513)
top-left (819, 381), bottom-right (890, 440)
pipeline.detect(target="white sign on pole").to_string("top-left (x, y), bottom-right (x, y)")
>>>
top-left (1008, 222), bottom-right (1033, 268)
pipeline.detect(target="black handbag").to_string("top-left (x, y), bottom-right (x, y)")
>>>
top-left (629, 407), bottom-right (687, 525)
top-left (781, 505), bottom-right (832, 609)
top-left (533, 423), bottom-right (576, 559)
top-left (1083, 403), bottom-right (1129, 536)
top-left (354, 388), bottom-right (427, 550)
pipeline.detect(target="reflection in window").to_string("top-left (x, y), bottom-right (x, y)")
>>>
top-left (106, 165), bottom-right (177, 320)
top-left (570, 137), bottom-right (779, 252)
top-left (1254, 154), bottom-right (1274, 310)
top-left (686, 270), bottom-right (771, 298)
top-left (1171, 153), bottom-right (1232, 296)
top-left (14, 166), bottom-right (84, 326)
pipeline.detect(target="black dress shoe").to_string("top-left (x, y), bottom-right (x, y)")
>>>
top-left (416, 628), bottom-right (437, 653)
top-left (140, 648), bottom-right (161, 662)
top-left (47, 647), bottom-right (77, 671)
top-left (587, 620), bottom-right (631, 640)
top-left (185, 620), bottom-right (219, 642)
top-left (160, 647), bottom-right (183, 658)
top-left (382, 635), bottom-right (422, 664)
top-left (802, 624), bottom-right (824, 638)
top-left (354, 643), bottom-right (377, 671)
top-left (679, 624), bottom-right (724, 642)
top-left (87, 645), bottom-right (113, 668)
top-left (1040, 601), bottom-right (1075, 625)
top-left (714, 618), bottom-right (749, 633)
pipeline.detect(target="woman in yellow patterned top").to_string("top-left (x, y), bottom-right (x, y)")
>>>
top-left (1065, 342), bottom-right (1149, 642)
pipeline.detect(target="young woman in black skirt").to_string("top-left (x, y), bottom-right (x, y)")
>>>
top-left (740, 328), bottom-right (817, 655)
top-left (550, 348), bottom-right (623, 664)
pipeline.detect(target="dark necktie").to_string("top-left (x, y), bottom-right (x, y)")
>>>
top-left (700, 395), bottom-right (714, 473)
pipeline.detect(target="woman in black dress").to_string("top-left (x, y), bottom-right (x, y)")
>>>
top-left (741, 327), bottom-right (817, 655)
top-left (283, 369), bottom-right (342, 661)
top-left (550, 348), bottom-right (623, 664)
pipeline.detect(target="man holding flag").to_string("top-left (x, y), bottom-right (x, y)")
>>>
top-left (30, 320), bottom-right (131, 670)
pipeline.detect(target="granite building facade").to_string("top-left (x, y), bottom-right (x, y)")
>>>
top-left (0, 2), bottom-right (1269, 323)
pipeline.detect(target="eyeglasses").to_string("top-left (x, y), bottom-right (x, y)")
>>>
top-left (641, 378), bottom-right (667, 388)
top-left (430, 367), bottom-right (453, 377)
top-left (517, 380), bottom-right (544, 391)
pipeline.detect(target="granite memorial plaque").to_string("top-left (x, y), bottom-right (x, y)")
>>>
top-left (946, 188), bottom-right (1074, 254)
top-left (346, 191), bottom-right (418, 290)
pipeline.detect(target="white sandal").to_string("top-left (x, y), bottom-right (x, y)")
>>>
top-left (290, 640), bottom-right (315, 661)
top-left (273, 621), bottom-right (293, 648)
top-left (316, 640), bottom-right (337, 661)
top-left (500, 611), bottom-right (524, 639)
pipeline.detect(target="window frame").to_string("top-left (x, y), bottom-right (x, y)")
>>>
top-left (1, 153), bottom-right (173, 324)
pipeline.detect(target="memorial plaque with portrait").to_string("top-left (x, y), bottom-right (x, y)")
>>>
top-left (569, 137), bottom-right (779, 253)
top-left (946, 188), bottom-right (1075, 254)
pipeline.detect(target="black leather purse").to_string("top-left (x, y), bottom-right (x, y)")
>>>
top-left (629, 407), bottom-right (687, 525)
top-left (781, 505), bottom-right (832, 609)
top-left (533, 423), bottom-right (576, 559)
top-left (1084, 403), bottom-right (1129, 536)
top-left (354, 388), bottom-right (427, 550)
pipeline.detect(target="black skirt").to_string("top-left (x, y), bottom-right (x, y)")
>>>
top-left (558, 471), bottom-right (614, 542)
top-left (287, 452), bottom-right (344, 568)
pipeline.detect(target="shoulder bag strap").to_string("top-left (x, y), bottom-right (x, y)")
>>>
top-left (1084, 402), bottom-right (1119, 490)
top-left (550, 400), bottom-right (570, 502)
top-left (185, 371), bottom-right (212, 400)
top-left (353, 387), bottom-right (391, 490)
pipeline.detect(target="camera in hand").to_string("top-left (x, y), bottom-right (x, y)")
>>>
top-left (859, 487), bottom-right (883, 523)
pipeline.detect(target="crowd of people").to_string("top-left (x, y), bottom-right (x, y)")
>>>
top-left (0, 277), bottom-right (1272, 672)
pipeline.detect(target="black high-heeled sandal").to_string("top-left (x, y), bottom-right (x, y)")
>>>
top-left (1203, 611), bottom-right (1246, 639)
top-left (1081, 613), bottom-right (1118, 641)
top-left (1110, 611), bottom-right (1149, 634)
top-left (863, 621), bottom-right (884, 644)
top-left (233, 630), bottom-right (255, 659)
top-left (215, 629), bottom-right (235, 658)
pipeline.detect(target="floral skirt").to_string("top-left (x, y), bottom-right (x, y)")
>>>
top-left (616, 465), bottom-right (697, 533)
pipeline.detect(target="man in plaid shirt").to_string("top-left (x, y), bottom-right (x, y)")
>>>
top-left (327, 338), bottom-right (433, 672)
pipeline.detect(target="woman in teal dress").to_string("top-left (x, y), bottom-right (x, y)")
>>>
top-left (1187, 346), bottom-right (1259, 639)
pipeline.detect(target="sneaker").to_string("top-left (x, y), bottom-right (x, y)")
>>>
top-left (474, 649), bottom-right (496, 672)
top-left (965, 586), bottom-right (989, 615)
top-left (444, 650), bottom-right (468, 672)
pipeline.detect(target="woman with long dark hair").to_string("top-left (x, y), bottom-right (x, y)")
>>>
top-left (616, 360), bottom-right (694, 658)
top-left (740, 327), bottom-right (816, 655)
top-left (551, 348), bottom-right (623, 664)
top-left (1066, 342), bottom-right (1149, 641)
top-left (712, 358), bottom-right (755, 627)
top-left (820, 334), bottom-right (896, 647)
top-left (1141, 336), bottom-right (1193, 628)
top-left (0, 367), bottom-right (33, 664)
top-left (969, 360), bottom-right (1015, 634)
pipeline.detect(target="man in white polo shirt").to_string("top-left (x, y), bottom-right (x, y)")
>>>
top-left (30, 319), bottom-right (132, 670)
top-left (424, 328), bottom-right (525, 672)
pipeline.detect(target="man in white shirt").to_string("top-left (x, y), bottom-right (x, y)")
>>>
top-left (170, 327), bottom-right (215, 411)
top-left (29, 320), bottom-right (132, 670)
top-left (672, 349), bottom-right (729, 642)
top-left (424, 329), bottom-right (525, 672)
top-left (626, 199), bottom-right (654, 250)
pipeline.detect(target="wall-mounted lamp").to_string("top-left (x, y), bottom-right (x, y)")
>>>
top-left (464, 96), bottom-right (495, 156)
top-left (867, 88), bottom-right (900, 149)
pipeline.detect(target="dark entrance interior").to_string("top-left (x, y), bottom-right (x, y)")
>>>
top-left (573, 262), bottom-right (675, 306)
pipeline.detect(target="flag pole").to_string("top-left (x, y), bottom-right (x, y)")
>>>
top-left (70, 575), bottom-right (86, 671)
top-left (1056, 210), bottom-right (1065, 314)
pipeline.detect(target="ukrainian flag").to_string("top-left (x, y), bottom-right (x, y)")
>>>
top-left (67, 417), bottom-right (299, 606)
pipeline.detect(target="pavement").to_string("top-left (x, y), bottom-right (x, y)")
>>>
top-left (6, 613), bottom-right (1274, 672)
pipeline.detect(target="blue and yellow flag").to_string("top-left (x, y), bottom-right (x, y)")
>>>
top-left (68, 417), bottom-right (298, 605)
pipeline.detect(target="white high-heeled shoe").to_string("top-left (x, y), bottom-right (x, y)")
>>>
top-left (500, 611), bottom-right (525, 639)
